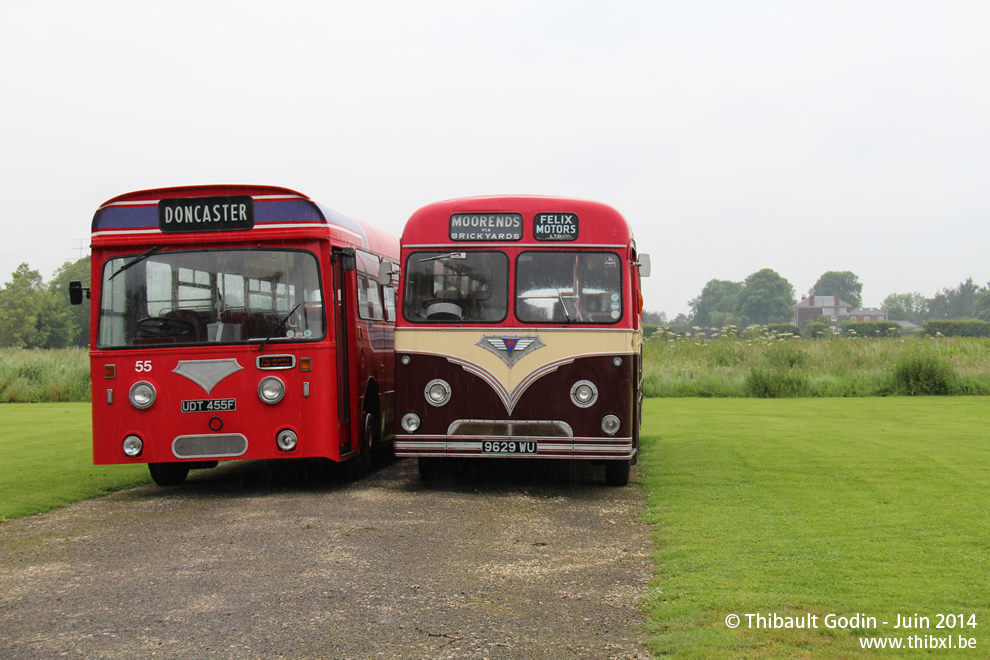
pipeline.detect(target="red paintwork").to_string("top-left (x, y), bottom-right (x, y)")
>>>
top-left (401, 195), bottom-right (633, 248)
top-left (87, 185), bottom-right (398, 469)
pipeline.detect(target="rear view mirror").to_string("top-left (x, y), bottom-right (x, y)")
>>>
top-left (377, 261), bottom-right (400, 286)
top-left (69, 281), bottom-right (89, 305)
top-left (636, 254), bottom-right (651, 278)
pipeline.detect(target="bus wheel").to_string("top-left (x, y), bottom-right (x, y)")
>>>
top-left (149, 463), bottom-right (189, 486)
top-left (417, 457), bottom-right (443, 481)
top-left (344, 412), bottom-right (375, 480)
top-left (604, 460), bottom-right (630, 487)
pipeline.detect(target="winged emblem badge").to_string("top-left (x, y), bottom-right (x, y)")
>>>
top-left (173, 358), bottom-right (244, 394)
top-left (477, 335), bottom-right (545, 367)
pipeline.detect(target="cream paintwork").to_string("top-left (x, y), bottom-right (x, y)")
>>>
top-left (396, 328), bottom-right (642, 414)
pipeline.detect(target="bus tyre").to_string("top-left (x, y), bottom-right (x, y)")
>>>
top-left (604, 460), bottom-right (630, 487)
top-left (344, 412), bottom-right (375, 480)
top-left (149, 463), bottom-right (190, 486)
top-left (417, 457), bottom-right (443, 481)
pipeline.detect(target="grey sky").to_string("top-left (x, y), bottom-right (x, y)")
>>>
top-left (2, 1), bottom-right (987, 318)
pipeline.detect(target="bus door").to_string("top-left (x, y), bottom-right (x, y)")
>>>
top-left (332, 247), bottom-right (357, 453)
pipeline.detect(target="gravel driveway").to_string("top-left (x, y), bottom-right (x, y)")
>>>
top-left (0, 457), bottom-right (654, 659)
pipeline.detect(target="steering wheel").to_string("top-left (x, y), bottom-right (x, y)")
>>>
top-left (136, 317), bottom-right (194, 337)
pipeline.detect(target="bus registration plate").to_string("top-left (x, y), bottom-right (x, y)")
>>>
top-left (181, 398), bottom-right (236, 413)
top-left (482, 441), bottom-right (537, 454)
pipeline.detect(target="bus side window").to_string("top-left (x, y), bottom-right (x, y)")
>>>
top-left (356, 250), bottom-right (385, 321)
top-left (356, 273), bottom-right (384, 321)
top-left (383, 285), bottom-right (396, 322)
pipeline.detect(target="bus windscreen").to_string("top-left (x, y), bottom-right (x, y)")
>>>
top-left (98, 249), bottom-right (325, 348)
top-left (401, 251), bottom-right (508, 323)
top-left (515, 251), bottom-right (623, 324)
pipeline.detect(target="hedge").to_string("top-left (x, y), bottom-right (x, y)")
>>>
top-left (923, 320), bottom-right (990, 338)
top-left (844, 321), bottom-right (902, 338)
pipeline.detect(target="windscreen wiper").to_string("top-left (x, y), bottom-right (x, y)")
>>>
top-left (254, 303), bottom-right (302, 352)
top-left (557, 289), bottom-right (574, 323)
top-left (419, 252), bottom-right (466, 262)
top-left (108, 247), bottom-right (158, 281)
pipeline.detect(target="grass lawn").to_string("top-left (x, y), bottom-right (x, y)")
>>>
top-left (0, 403), bottom-right (150, 520)
top-left (3, 398), bottom-right (987, 657)
top-left (639, 397), bottom-right (989, 657)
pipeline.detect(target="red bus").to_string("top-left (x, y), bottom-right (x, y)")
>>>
top-left (71, 185), bottom-right (399, 485)
top-left (393, 196), bottom-right (650, 486)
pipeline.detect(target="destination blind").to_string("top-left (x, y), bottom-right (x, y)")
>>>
top-left (449, 213), bottom-right (523, 241)
top-left (159, 195), bottom-right (254, 233)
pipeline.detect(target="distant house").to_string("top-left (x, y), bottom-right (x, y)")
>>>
top-left (794, 295), bottom-right (853, 325)
top-left (844, 307), bottom-right (888, 322)
top-left (793, 295), bottom-right (888, 325)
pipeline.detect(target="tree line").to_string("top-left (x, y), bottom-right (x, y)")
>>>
top-left (0, 258), bottom-right (90, 349)
top-left (2, 259), bottom-right (990, 348)
top-left (644, 269), bottom-right (990, 329)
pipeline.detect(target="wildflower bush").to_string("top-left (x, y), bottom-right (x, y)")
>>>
top-left (802, 322), bottom-right (830, 339)
top-left (843, 320), bottom-right (901, 338)
top-left (766, 323), bottom-right (800, 336)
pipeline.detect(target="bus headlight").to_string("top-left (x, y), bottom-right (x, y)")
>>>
top-left (601, 414), bottom-right (621, 436)
top-left (258, 376), bottom-right (285, 404)
top-left (128, 381), bottom-right (157, 409)
top-left (122, 434), bottom-right (144, 457)
top-left (401, 413), bottom-right (421, 433)
top-left (425, 379), bottom-right (451, 407)
top-left (570, 380), bottom-right (598, 408)
top-left (276, 429), bottom-right (298, 452)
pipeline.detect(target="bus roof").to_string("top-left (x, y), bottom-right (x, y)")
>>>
top-left (402, 195), bottom-right (634, 248)
top-left (91, 184), bottom-right (397, 258)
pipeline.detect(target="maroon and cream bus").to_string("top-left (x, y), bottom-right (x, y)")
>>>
top-left (393, 196), bottom-right (650, 486)
top-left (72, 185), bottom-right (399, 485)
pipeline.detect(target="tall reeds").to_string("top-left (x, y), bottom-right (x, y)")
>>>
top-left (0, 348), bottom-right (90, 402)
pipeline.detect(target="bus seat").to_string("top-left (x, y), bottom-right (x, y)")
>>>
top-left (426, 302), bottom-right (462, 320)
top-left (583, 292), bottom-right (610, 313)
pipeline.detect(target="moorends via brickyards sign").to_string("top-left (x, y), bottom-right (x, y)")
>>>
top-left (448, 212), bottom-right (523, 241)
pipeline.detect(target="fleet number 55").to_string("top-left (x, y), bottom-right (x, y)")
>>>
top-left (135, 360), bottom-right (152, 372)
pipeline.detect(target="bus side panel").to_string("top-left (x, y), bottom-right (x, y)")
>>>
top-left (356, 318), bottom-right (396, 440)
